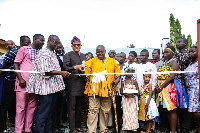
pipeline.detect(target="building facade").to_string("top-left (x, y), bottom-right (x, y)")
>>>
top-left (0, 39), bottom-right (7, 55)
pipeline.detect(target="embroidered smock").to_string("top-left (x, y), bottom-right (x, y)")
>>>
top-left (26, 48), bottom-right (65, 95)
top-left (84, 57), bottom-right (121, 97)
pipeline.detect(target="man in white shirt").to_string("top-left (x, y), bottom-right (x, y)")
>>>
top-left (135, 49), bottom-right (157, 97)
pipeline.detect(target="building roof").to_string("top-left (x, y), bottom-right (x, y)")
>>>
top-left (0, 39), bottom-right (5, 45)
top-left (64, 47), bottom-right (161, 59)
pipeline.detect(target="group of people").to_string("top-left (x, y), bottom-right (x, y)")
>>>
top-left (0, 35), bottom-right (199, 133)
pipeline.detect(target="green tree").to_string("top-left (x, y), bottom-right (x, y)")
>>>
top-left (175, 19), bottom-right (182, 40)
top-left (169, 13), bottom-right (176, 45)
top-left (187, 34), bottom-right (192, 49)
top-left (182, 34), bottom-right (185, 39)
top-left (169, 13), bottom-right (193, 49)
top-left (169, 14), bottom-right (182, 48)
top-left (127, 44), bottom-right (135, 48)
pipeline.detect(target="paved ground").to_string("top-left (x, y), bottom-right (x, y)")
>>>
top-left (4, 126), bottom-right (198, 133)
top-left (4, 121), bottom-right (198, 133)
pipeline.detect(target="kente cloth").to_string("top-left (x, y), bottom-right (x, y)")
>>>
top-left (84, 57), bottom-right (121, 97)
top-left (157, 65), bottom-right (188, 111)
top-left (157, 80), bottom-right (176, 111)
top-left (157, 66), bottom-right (176, 111)
top-left (138, 84), bottom-right (151, 121)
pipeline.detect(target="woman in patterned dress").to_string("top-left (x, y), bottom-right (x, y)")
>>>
top-left (121, 66), bottom-right (139, 133)
top-left (138, 74), bottom-right (153, 133)
top-left (156, 46), bottom-right (179, 133)
top-left (156, 46), bottom-right (188, 133)
top-left (184, 46), bottom-right (200, 132)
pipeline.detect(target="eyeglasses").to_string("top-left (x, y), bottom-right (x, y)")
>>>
top-left (51, 40), bottom-right (60, 45)
top-left (72, 44), bottom-right (81, 47)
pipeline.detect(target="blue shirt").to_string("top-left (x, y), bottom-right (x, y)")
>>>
top-left (3, 46), bottom-right (20, 81)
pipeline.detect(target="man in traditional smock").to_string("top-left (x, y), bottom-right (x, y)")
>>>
top-left (26, 35), bottom-right (70, 133)
top-left (84, 45), bottom-right (121, 133)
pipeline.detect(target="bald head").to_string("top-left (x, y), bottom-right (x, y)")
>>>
top-left (96, 45), bottom-right (106, 60)
top-left (5, 40), bottom-right (15, 50)
top-left (96, 45), bottom-right (105, 50)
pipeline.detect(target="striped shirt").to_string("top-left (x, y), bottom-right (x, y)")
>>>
top-left (26, 46), bottom-right (39, 63)
top-left (26, 48), bottom-right (65, 95)
top-left (4, 46), bottom-right (20, 81)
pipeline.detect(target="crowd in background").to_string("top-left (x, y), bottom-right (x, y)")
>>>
top-left (0, 35), bottom-right (199, 133)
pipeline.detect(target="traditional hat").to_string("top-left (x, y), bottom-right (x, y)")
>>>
top-left (71, 36), bottom-right (81, 44)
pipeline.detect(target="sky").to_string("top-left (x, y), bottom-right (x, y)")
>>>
top-left (0, 0), bottom-right (199, 48)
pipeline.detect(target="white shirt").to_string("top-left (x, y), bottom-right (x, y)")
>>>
top-left (135, 62), bottom-right (157, 98)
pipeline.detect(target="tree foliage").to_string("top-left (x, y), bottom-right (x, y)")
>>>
top-left (169, 13), bottom-right (176, 46)
top-left (169, 13), bottom-right (193, 49)
top-left (127, 44), bottom-right (135, 48)
top-left (187, 34), bottom-right (192, 49)
top-left (182, 34), bottom-right (185, 39)
top-left (169, 14), bottom-right (182, 48)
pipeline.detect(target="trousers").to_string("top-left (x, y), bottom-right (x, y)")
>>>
top-left (0, 81), bottom-right (15, 132)
top-left (87, 97), bottom-right (112, 133)
top-left (15, 91), bottom-right (38, 133)
top-left (35, 93), bottom-right (56, 133)
top-left (68, 95), bottom-right (84, 131)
